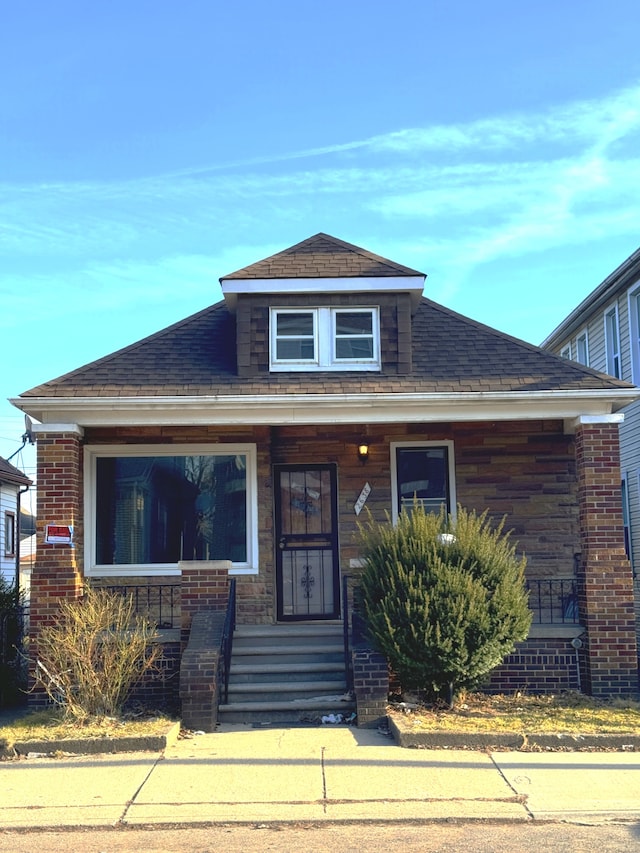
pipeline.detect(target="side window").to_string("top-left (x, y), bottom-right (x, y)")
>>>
top-left (604, 307), bottom-right (621, 378)
top-left (628, 288), bottom-right (640, 384)
top-left (560, 344), bottom-right (572, 360)
top-left (4, 512), bottom-right (15, 556)
top-left (391, 442), bottom-right (456, 522)
top-left (575, 330), bottom-right (589, 366)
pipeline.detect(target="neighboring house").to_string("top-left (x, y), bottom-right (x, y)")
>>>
top-left (541, 246), bottom-right (640, 641)
top-left (0, 458), bottom-right (32, 587)
top-left (11, 234), bottom-right (640, 723)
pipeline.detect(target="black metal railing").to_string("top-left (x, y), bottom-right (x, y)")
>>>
top-left (218, 578), bottom-right (236, 704)
top-left (526, 578), bottom-right (579, 624)
top-left (0, 604), bottom-right (29, 707)
top-left (102, 583), bottom-right (181, 630)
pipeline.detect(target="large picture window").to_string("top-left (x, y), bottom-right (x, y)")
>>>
top-left (85, 445), bottom-right (257, 576)
top-left (390, 441), bottom-right (456, 522)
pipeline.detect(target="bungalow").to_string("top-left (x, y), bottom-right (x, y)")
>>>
top-left (11, 234), bottom-right (640, 725)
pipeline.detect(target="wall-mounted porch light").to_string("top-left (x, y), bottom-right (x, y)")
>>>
top-left (357, 441), bottom-right (370, 464)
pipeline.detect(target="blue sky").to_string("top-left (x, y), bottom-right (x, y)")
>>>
top-left (2, 0), bottom-right (640, 486)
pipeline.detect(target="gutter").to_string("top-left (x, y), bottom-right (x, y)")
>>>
top-left (15, 484), bottom-right (30, 594)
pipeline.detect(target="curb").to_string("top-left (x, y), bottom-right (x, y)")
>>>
top-left (387, 715), bottom-right (640, 751)
top-left (2, 721), bottom-right (181, 758)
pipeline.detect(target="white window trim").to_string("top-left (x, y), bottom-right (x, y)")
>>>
top-left (4, 511), bottom-right (15, 557)
top-left (84, 443), bottom-right (259, 577)
top-left (270, 306), bottom-right (380, 372)
top-left (560, 343), bottom-right (572, 360)
top-left (574, 328), bottom-right (589, 366)
top-left (628, 285), bottom-right (640, 385)
top-left (604, 304), bottom-right (621, 379)
top-left (390, 440), bottom-right (457, 523)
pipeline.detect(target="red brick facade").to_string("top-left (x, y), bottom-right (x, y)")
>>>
top-left (575, 421), bottom-right (638, 694)
top-left (28, 416), bottom-right (639, 705)
top-left (29, 427), bottom-right (84, 701)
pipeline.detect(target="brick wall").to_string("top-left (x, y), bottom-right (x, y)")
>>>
top-left (485, 637), bottom-right (581, 693)
top-left (128, 639), bottom-right (181, 711)
top-left (574, 422), bottom-right (638, 695)
top-left (29, 428), bottom-right (85, 704)
top-left (351, 647), bottom-right (389, 727)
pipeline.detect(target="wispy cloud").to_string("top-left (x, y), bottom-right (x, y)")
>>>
top-left (2, 81), bottom-right (639, 309)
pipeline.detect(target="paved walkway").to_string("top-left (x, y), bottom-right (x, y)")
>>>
top-left (1, 725), bottom-right (639, 828)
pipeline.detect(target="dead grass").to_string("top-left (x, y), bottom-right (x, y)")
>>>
top-left (0, 708), bottom-right (176, 750)
top-left (389, 691), bottom-right (640, 735)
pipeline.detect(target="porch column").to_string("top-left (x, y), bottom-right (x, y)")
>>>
top-left (574, 415), bottom-right (638, 695)
top-left (29, 425), bottom-right (85, 703)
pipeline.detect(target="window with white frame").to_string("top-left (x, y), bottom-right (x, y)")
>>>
top-left (629, 287), bottom-right (640, 384)
top-left (270, 307), bottom-right (380, 371)
top-left (85, 444), bottom-right (258, 575)
top-left (604, 306), bottom-right (621, 378)
top-left (560, 344), bottom-right (572, 360)
top-left (4, 512), bottom-right (15, 557)
top-left (575, 330), bottom-right (589, 365)
top-left (390, 441), bottom-right (456, 522)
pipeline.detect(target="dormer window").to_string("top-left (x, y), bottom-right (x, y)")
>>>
top-left (270, 307), bottom-right (380, 371)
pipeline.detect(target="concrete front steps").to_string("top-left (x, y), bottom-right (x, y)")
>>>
top-left (218, 623), bottom-right (355, 725)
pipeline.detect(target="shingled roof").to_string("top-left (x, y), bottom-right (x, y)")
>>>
top-left (0, 457), bottom-right (31, 487)
top-left (19, 296), bottom-right (631, 399)
top-left (220, 233), bottom-right (424, 280)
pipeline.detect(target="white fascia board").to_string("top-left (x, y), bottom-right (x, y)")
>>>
top-left (11, 389), bottom-right (640, 428)
top-left (31, 423), bottom-right (84, 437)
top-left (220, 276), bottom-right (425, 295)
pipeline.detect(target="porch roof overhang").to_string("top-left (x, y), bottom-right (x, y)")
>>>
top-left (11, 388), bottom-right (640, 429)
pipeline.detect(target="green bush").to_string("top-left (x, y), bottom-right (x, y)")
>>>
top-left (34, 586), bottom-right (161, 721)
top-left (0, 578), bottom-right (27, 708)
top-left (358, 505), bottom-right (532, 705)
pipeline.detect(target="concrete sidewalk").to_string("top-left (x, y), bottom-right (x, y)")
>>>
top-left (1, 725), bottom-right (639, 828)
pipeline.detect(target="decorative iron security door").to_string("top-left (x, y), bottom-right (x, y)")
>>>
top-left (274, 464), bottom-right (340, 620)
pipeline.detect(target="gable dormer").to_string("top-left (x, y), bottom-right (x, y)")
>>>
top-left (220, 233), bottom-right (425, 377)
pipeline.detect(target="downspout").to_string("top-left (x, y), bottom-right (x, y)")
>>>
top-left (15, 484), bottom-right (30, 593)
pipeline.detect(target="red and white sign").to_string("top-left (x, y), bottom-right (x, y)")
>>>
top-left (45, 524), bottom-right (74, 545)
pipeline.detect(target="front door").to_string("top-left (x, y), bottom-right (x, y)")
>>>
top-left (274, 464), bottom-right (340, 621)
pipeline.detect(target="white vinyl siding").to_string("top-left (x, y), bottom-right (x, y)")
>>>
top-left (0, 484), bottom-right (18, 584)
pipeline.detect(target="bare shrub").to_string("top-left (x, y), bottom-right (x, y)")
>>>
top-left (34, 586), bottom-right (161, 721)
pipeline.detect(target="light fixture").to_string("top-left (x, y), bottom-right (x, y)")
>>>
top-left (357, 441), bottom-right (370, 464)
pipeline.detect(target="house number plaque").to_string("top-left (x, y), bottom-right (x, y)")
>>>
top-left (354, 482), bottom-right (371, 516)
